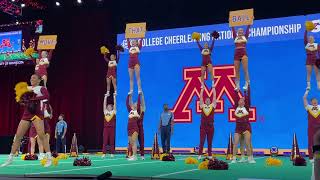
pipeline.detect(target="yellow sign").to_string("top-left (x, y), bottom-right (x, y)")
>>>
top-left (125, 22), bottom-right (146, 38)
top-left (229, 9), bottom-right (254, 27)
top-left (37, 35), bottom-right (57, 50)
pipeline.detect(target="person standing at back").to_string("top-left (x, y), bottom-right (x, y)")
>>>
top-left (159, 104), bottom-right (174, 154)
top-left (55, 114), bottom-right (67, 153)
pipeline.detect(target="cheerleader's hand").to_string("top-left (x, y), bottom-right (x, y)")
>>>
top-left (304, 89), bottom-right (310, 96)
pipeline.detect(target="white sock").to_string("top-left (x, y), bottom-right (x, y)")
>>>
top-left (46, 152), bottom-right (52, 159)
top-left (307, 82), bottom-right (311, 87)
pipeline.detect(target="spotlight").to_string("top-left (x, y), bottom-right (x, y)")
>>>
top-left (77, 0), bottom-right (82, 4)
top-left (20, 3), bottom-right (25, 8)
top-left (55, 1), bottom-right (60, 6)
top-left (11, 0), bottom-right (15, 2)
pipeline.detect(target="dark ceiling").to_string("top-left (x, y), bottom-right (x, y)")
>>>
top-left (0, 0), bottom-right (320, 33)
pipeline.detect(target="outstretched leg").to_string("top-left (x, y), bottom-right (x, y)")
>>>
top-left (234, 60), bottom-right (241, 90)
top-left (128, 68), bottom-right (134, 93)
top-left (231, 133), bottom-right (240, 163)
top-left (306, 65), bottom-right (312, 90)
top-left (313, 65), bottom-right (320, 90)
top-left (241, 56), bottom-right (250, 90)
top-left (42, 75), bottom-right (48, 88)
top-left (112, 77), bottom-right (117, 95)
top-left (134, 65), bottom-right (142, 93)
top-left (200, 66), bottom-right (206, 88)
top-left (106, 77), bottom-right (111, 96)
top-left (207, 64), bottom-right (214, 87)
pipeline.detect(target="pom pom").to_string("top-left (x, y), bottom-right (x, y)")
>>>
top-left (52, 158), bottom-right (59, 166)
top-left (305, 21), bottom-right (316, 31)
top-left (115, 45), bottom-right (124, 52)
top-left (40, 159), bottom-right (47, 166)
top-left (73, 157), bottom-right (92, 166)
top-left (207, 159), bottom-right (229, 170)
top-left (192, 32), bottom-right (201, 41)
top-left (198, 160), bottom-right (209, 170)
top-left (161, 154), bottom-right (175, 161)
top-left (100, 46), bottom-right (109, 54)
top-left (265, 157), bottom-right (283, 166)
top-left (14, 82), bottom-right (31, 103)
top-left (24, 47), bottom-right (35, 57)
top-left (211, 31), bottom-right (220, 39)
top-left (24, 154), bottom-right (38, 160)
top-left (52, 152), bottom-right (59, 158)
top-left (293, 156), bottom-right (306, 166)
top-left (57, 153), bottom-right (68, 160)
top-left (185, 157), bottom-right (199, 164)
top-left (159, 153), bottom-right (168, 161)
top-left (21, 154), bottom-right (26, 160)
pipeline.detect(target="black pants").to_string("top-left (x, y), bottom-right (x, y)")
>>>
top-left (56, 134), bottom-right (66, 153)
top-left (161, 125), bottom-right (171, 153)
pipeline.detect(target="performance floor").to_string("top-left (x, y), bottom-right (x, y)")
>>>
top-left (0, 154), bottom-right (312, 180)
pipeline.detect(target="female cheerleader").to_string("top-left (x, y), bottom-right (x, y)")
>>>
top-left (303, 90), bottom-right (320, 161)
top-left (29, 104), bottom-right (52, 160)
top-left (34, 50), bottom-right (53, 87)
top-left (102, 93), bottom-right (117, 158)
top-left (231, 21), bottom-right (253, 91)
top-left (231, 85), bottom-right (255, 163)
top-left (103, 52), bottom-right (120, 96)
top-left (304, 30), bottom-right (320, 90)
top-left (198, 87), bottom-right (216, 159)
top-left (196, 39), bottom-right (215, 88)
top-left (1, 74), bottom-right (52, 167)
top-left (127, 38), bottom-right (143, 94)
top-left (137, 93), bottom-right (146, 160)
top-left (126, 92), bottom-right (141, 161)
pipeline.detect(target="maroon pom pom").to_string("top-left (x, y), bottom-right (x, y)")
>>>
top-left (115, 45), bottom-right (124, 52)
top-left (207, 159), bottom-right (228, 170)
top-left (73, 157), bottom-right (92, 166)
top-left (211, 31), bottom-right (220, 39)
top-left (52, 152), bottom-right (58, 158)
top-left (162, 154), bottom-right (175, 161)
top-left (25, 154), bottom-right (38, 160)
top-left (293, 157), bottom-right (306, 166)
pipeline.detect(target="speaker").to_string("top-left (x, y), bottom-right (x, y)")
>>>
top-left (0, 136), bottom-right (14, 154)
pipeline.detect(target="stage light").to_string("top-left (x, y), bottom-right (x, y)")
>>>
top-left (11, 0), bottom-right (15, 2)
top-left (77, 0), bottom-right (82, 4)
top-left (20, 3), bottom-right (25, 8)
top-left (55, 1), bottom-right (60, 6)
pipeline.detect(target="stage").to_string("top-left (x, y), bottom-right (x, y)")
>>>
top-left (0, 154), bottom-right (312, 180)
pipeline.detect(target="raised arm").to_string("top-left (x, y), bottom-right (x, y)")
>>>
top-left (103, 95), bottom-right (107, 114)
top-left (48, 50), bottom-right (54, 61)
top-left (245, 25), bottom-right (251, 38)
top-left (210, 39), bottom-right (215, 51)
top-left (116, 50), bottom-right (120, 63)
top-left (304, 30), bottom-right (308, 45)
top-left (141, 93), bottom-right (146, 112)
top-left (212, 87), bottom-right (217, 108)
top-left (114, 94), bottom-right (117, 113)
top-left (126, 93), bottom-right (132, 111)
top-left (127, 38), bottom-right (131, 49)
top-left (244, 85), bottom-right (251, 110)
top-left (234, 90), bottom-right (240, 108)
top-left (138, 38), bottom-right (143, 49)
top-left (232, 27), bottom-right (237, 39)
top-left (200, 88), bottom-right (204, 107)
top-left (196, 40), bottom-right (203, 50)
top-left (137, 94), bottom-right (141, 114)
top-left (103, 53), bottom-right (110, 63)
top-left (303, 90), bottom-right (309, 108)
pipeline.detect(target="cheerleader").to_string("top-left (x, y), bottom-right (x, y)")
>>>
top-left (304, 30), bottom-right (320, 90)
top-left (137, 93), bottom-right (146, 160)
top-left (102, 93), bottom-right (117, 158)
top-left (126, 92), bottom-right (141, 161)
top-left (198, 87), bottom-right (216, 160)
top-left (312, 132), bottom-right (320, 180)
top-left (127, 38), bottom-right (143, 93)
top-left (231, 20), bottom-right (253, 91)
top-left (103, 51), bottom-right (120, 96)
top-left (303, 90), bottom-right (320, 161)
top-left (0, 74), bottom-right (52, 167)
top-left (34, 50), bottom-right (53, 87)
top-left (196, 38), bottom-right (215, 88)
top-left (231, 85), bottom-right (255, 163)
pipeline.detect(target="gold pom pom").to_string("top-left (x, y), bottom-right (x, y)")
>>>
top-left (21, 154), bottom-right (26, 160)
top-left (24, 47), bottom-right (35, 57)
top-left (100, 46), bottom-right (110, 54)
top-left (265, 157), bottom-right (282, 166)
top-left (40, 159), bottom-right (47, 166)
top-left (159, 153), bottom-right (168, 161)
top-left (192, 32), bottom-right (201, 41)
top-left (305, 21), bottom-right (316, 32)
top-left (14, 82), bottom-right (31, 102)
top-left (52, 158), bottom-right (59, 166)
top-left (198, 160), bottom-right (209, 170)
top-left (57, 153), bottom-right (68, 160)
top-left (185, 157), bottom-right (199, 164)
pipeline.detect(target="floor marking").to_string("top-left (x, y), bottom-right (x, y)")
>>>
top-left (25, 159), bottom-right (185, 175)
top-left (153, 168), bottom-right (199, 178)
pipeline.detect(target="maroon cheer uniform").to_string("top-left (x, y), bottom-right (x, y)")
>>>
top-left (234, 86), bottom-right (251, 134)
top-left (102, 111), bottom-right (116, 154)
top-left (137, 111), bottom-right (145, 156)
top-left (21, 86), bottom-right (49, 121)
top-left (196, 40), bottom-right (215, 67)
top-left (306, 104), bottom-right (320, 159)
top-left (105, 51), bottom-right (120, 79)
top-left (199, 103), bottom-right (215, 156)
top-left (35, 58), bottom-right (49, 77)
top-left (127, 38), bottom-right (143, 69)
top-left (232, 25), bottom-right (250, 61)
top-left (126, 94), bottom-right (141, 136)
top-left (304, 31), bottom-right (320, 65)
